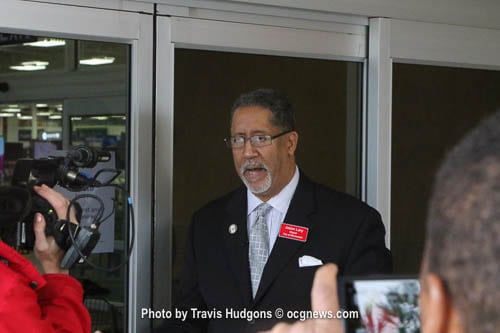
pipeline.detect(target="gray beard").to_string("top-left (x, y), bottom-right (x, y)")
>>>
top-left (239, 161), bottom-right (273, 194)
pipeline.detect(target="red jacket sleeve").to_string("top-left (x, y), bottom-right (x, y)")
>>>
top-left (0, 265), bottom-right (90, 333)
top-left (38, 274), bottom-right (91, 333)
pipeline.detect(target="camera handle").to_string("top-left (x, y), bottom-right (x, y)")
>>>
top-left (59, 221), bottom-right (100, 269)
top-left (32, 196), bottom-right (100, 269)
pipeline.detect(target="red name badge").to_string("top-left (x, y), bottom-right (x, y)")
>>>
top-left (279, 223), bottom-right (309, 242)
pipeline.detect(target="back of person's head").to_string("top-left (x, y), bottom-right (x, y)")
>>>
top-left (424, 110), bottom-right (500, 333)
top-left (230, 88), bottom-right (295, 131)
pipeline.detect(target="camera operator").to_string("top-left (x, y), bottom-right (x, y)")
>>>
top-left (0, 184), bottom-right (91, 332)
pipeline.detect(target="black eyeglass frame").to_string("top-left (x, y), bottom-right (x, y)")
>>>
top-left (224, 129), bottom-right (294, 148)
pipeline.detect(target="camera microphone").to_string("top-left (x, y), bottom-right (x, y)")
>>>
top-left (60, 169), bottom-right (94, 190)
top-left (67, 145), bottom-right (111, 168)
top-left (1, 144), bottom-right (123, 267)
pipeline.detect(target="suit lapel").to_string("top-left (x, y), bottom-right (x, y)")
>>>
top-left (254, 174), bottom-right (316, 303)
top-left (222, 187), bottom-right (253, 306)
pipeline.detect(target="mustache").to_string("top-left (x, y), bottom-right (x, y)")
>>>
top-left (240, 160), bottom-right (269, 173)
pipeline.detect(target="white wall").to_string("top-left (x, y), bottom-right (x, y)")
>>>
top-left (29, 0), bottom-right (500, 30)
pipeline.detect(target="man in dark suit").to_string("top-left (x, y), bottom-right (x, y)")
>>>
top-left (161, 89), bottom-right (391, 333)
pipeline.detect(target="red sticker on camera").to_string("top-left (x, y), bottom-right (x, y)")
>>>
top-left (279, 223), bottom-right (308, 242)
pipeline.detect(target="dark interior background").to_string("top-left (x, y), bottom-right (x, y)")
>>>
top-left (391, 63), bottom-right (500, 274)
top-left (172, 49), bottom-right (362, 300)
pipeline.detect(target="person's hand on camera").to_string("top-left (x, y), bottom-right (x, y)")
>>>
top-left (262, 264), bottom-right (343, 333)
top-left (34, 184), bottom-right (77, 222)
top-left (33, 184), bottom-right (77, 275)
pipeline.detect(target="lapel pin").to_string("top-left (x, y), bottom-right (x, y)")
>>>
top-left (229, 224), bottom-right (238, 234)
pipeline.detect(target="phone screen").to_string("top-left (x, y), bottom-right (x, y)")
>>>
top-left (340, 276), bottom-right (420, 333)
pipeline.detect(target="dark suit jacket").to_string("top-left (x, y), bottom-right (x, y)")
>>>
top-left (160, 173), bottom-right (392, 333)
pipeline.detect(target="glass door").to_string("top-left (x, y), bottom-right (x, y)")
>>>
top-left (0, 2), bottom-right (154, 332)
top-left (0, 31), bottom-right (130, 333)
top-left (154, 13), bottom-right (369, 316)
top-left (367, 18), bottom-right (500, 274)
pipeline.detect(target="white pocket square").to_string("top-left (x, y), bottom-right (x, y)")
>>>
top-left (298, 255), bottom-right (323, 267)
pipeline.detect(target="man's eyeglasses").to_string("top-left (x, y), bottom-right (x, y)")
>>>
top-left (224, 130), bottom-right (293, 149)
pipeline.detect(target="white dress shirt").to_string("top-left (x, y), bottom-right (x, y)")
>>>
top-left (247, 166), bottom-right (300, 251)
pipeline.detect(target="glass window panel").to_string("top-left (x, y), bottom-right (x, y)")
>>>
top-left (77, 40), bottom-right (129, 69)
top-left (70, 115), bottom-right (127, 154)
top-left (0, 34), bottom-right (68, 74)
top-left (172, 48), bottom-right (363, 302)
top-left (0, 32), bottom-right (130, 333)
top-left (391, 63), bottom-right (500, 274)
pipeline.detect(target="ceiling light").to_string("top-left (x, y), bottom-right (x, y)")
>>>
top-left (49, 115), bottom-right (62, 120)
top-left (2, 107), bottom-right (21, 112)
top-left (90, 116), bottom-right (109, 120)
top-left (36, 112), bottom-right (51, 116)
top-left (10, 61), bottom-right (49, 71)
top-left (17, 114), bottom-right (32, 120)
top-left (79, 57), bottom-right (115, 66)
top-left (24, 39), bottom-right (66, 47)
top-left (0, 113), bottom-right (16, 117)
top-left (36, 103), bottom-right (48, 108)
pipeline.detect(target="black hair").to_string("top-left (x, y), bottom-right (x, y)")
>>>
top-left (425, 110), bottom-right (500, 333)
top-left (230, 88), bottom-right (295, 131)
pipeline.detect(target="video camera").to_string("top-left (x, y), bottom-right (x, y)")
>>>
top-left (0, 145), bottom-right (112, 268)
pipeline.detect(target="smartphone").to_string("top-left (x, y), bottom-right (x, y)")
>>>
top-left (339, 276), bottom-right (421, 333)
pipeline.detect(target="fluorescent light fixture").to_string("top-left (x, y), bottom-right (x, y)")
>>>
top-left (24, 39), bottom-right (66, 47)
top-left (49, 115), bottom-right (62, 120)
top-left (79, 57), bottom-right (115, 66)
top-left (0, 113), bottom-right (16, 117)
top-left (10, 61), bottom-right (49, 71)
top-left (36, 103), bottom-right (48, 108)
top-left (17, 114), bottom-right (33, 120)
top-left (90, 116), bottom-right (109, 120)
top-left (2, 107), bottom-right (21, 112)
top-left (36, 112), bottom-right (51, 116)
top-left (72, 117), bottom-right (82, 121)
